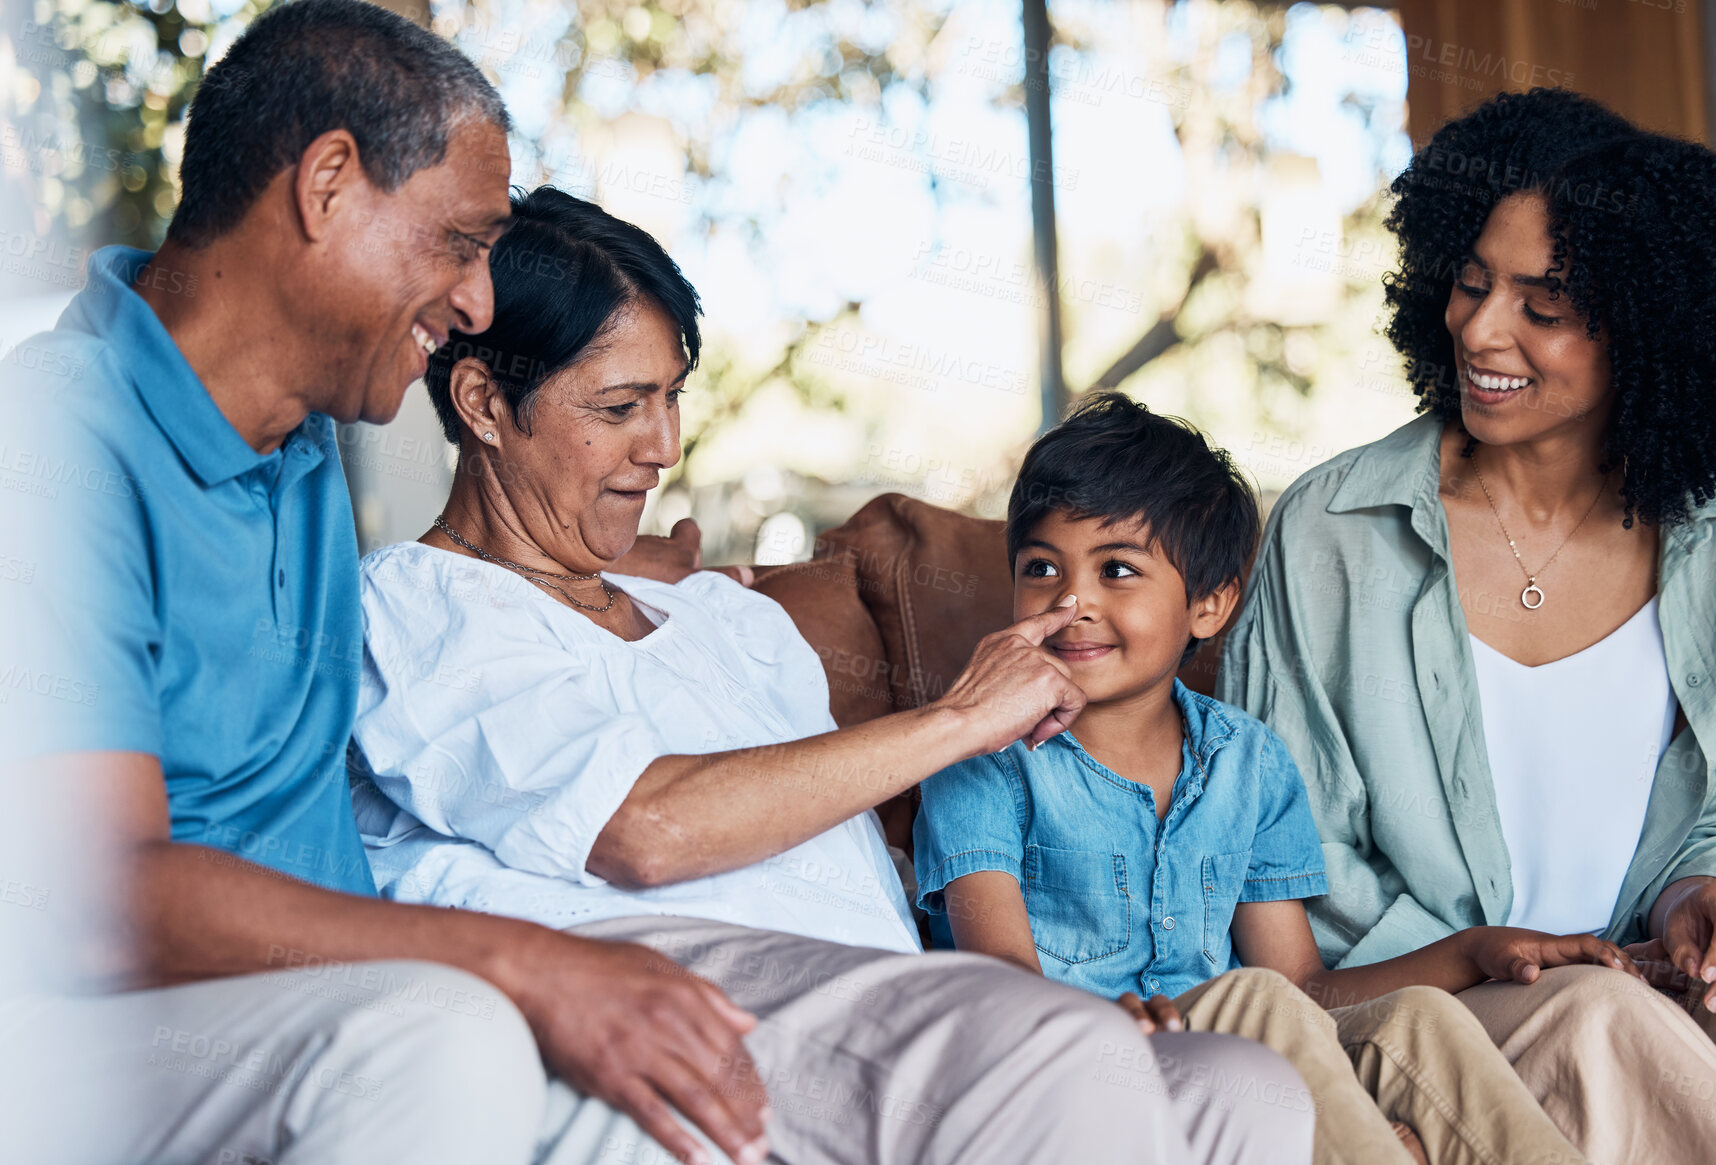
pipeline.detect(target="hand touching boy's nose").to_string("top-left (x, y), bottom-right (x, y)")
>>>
top-left (933, 595), bottom-right (1087, 755)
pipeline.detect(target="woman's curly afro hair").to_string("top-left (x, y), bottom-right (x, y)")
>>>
top-left (1382, 88), bottom-right (1716, 527)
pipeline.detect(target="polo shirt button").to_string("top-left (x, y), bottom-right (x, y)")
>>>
top-left (1690, 673), bottom-right (1704, 687)
top-left (1162, 916), bottom-right (1175, 930)
top-left (1148, 978), bottom-right (1161, 992)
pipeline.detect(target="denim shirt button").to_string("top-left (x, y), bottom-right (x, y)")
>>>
top-left (1161, 916), bottom-right (1176, 930)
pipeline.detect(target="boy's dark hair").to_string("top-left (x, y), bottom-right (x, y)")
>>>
top-left (1006, 392), bottom-right (1259, 664)
top-left (425, 186), bottom-right (702, 445)
top-left (170, 0), bottom-right (509, 248)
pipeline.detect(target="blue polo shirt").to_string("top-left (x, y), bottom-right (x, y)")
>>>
top-left (0, 246), bottom-right (374, 895)
top-left (914, 680), bottom-right (1327, 999)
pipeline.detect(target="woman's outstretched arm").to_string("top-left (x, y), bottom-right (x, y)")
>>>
top-left (588, 599), bottom-right (1085, 887)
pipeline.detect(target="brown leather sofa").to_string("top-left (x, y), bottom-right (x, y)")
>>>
top-left (750, 492), bottom-right (1238, 852)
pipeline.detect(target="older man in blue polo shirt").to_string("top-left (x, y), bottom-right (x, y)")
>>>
top-left (0, 5), bottom-right (777, 1162)
top-left (0, 4), bottom-right (1310, 1164)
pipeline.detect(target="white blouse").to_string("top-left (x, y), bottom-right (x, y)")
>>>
top-left (350, 541), bottom-right (920, 953)
top-left (1469, 597), bottom-right (1677, 936)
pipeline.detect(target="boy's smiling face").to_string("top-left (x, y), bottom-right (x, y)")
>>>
top-left (1012, 510), bottom-right (1238, 707)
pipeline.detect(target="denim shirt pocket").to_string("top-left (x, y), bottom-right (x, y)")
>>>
top-left (1022, 843), bottom-right (1132, 965)
top-left (1201, 851), bottom-right (1251, 967)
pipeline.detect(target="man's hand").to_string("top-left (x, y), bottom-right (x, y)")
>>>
top-left (931, 596), bottom-right (1085, 753)
top-left (1117, 992), bottom-right (1183, 1035)
top-left (1655, 876), bottom-right (1716, 1011)
top-left (612, 518), bottom-right (754, 587)
top-left (505, 930), bottom-right (770, 1165)
top-left (1458, 926), bottom-right (1642, 986)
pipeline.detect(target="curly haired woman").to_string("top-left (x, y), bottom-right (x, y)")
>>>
top-left (1219, 87), bottom-right (1716, 1162)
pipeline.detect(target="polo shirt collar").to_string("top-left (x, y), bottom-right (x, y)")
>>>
top-left (68, 246), bottom-right (264, 486)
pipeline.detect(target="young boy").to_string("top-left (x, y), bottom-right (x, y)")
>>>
top-left (914, 394), bottom-right (1632, 1165)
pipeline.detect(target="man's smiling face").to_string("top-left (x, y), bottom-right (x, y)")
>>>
top-left (316, 117), bottom-right (513, 426)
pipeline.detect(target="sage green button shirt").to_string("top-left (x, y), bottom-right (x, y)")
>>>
top-left (1218, 414), bottom-right (1716, 968)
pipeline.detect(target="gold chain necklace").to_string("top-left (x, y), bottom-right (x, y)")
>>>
top-left (1468, 454), bottom-right (1608, 611)
top-left (433, 515), bottom-right (617, 613)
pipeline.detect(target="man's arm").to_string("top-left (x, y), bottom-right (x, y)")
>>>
top-left (60, 750), bottom-right (770, 1165)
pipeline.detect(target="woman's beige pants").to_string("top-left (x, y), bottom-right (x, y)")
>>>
top-left (1174, 967), bottom-right (1586, 1165)
top-left (1456, 964), bottom-right (1716, 1165)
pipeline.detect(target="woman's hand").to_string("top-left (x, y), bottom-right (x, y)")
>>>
top-left (611, 518), bottom-right (755, 587)
top-left (1653, 875), bottom-right (1716, 1010)
top-left (1457, 926), bottom-right (1643, 985)
top-left (1620, 938), bottom-right (1693, 994)
top-left (1117, 992), bottom-right (1184, 1034)
top-left (931, 597), bottom-right (1086, 753)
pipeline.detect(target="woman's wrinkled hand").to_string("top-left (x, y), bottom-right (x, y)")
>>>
top-left (1460, 926), bottom-right (1644, 986)
top-left (931, 597), bottom-right (1086, 754)
top-left (1117, 991), bottom-right (1184, 1035)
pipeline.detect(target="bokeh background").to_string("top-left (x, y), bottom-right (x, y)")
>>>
top-left (3, 0), bottom-right (1711, 563)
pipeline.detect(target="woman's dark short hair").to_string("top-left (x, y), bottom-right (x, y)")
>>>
top-left (1384, 87), bottom-right (1716, 526)
top-left (172, 0), bottom-right (508, 247)
top-left (425, 186), bottom-right (702, 445)
top-left (1006, 392), bottom-right (1259, 664)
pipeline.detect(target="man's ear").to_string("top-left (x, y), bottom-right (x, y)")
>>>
top-left (293, 129), bottom-right (367, 243)
top-left (1189, 577), bottom-right (1241, 642)
top-left (448, 357), bottom-right (509, 447)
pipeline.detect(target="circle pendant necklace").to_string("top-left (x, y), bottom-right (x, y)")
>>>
top-left (1468, 455), bottom-right (1607, 611)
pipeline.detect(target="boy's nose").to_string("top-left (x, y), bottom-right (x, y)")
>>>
top-left (1057, 589), bottom-right (1096, 619)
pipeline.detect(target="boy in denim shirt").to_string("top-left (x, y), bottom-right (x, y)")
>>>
top-left (915, 395), bottom-right (1627, 1165)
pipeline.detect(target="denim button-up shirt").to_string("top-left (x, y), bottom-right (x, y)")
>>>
top-left (913, 680), bottom-right (1327, 1000)
top-left (1219, 414), bottom-right (1716, 967)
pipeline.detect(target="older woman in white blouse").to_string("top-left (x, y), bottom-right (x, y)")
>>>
top-left (349, 186), bottom-right (1310, 1165)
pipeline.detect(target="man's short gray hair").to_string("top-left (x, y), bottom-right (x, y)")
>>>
top-left (170, 0), bottom-right (510, 247)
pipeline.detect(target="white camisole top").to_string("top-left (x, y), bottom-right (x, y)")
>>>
top-left (1468, 596), bottom-right (1676, 935)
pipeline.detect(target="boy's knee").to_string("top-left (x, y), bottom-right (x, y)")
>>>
top-left (1353, 984), bottom-right (1461, 1040)
top-left (1218, 965), bottom-right (1299, 998)
top-left (1205, 966), bottom-right (1323, 1016)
